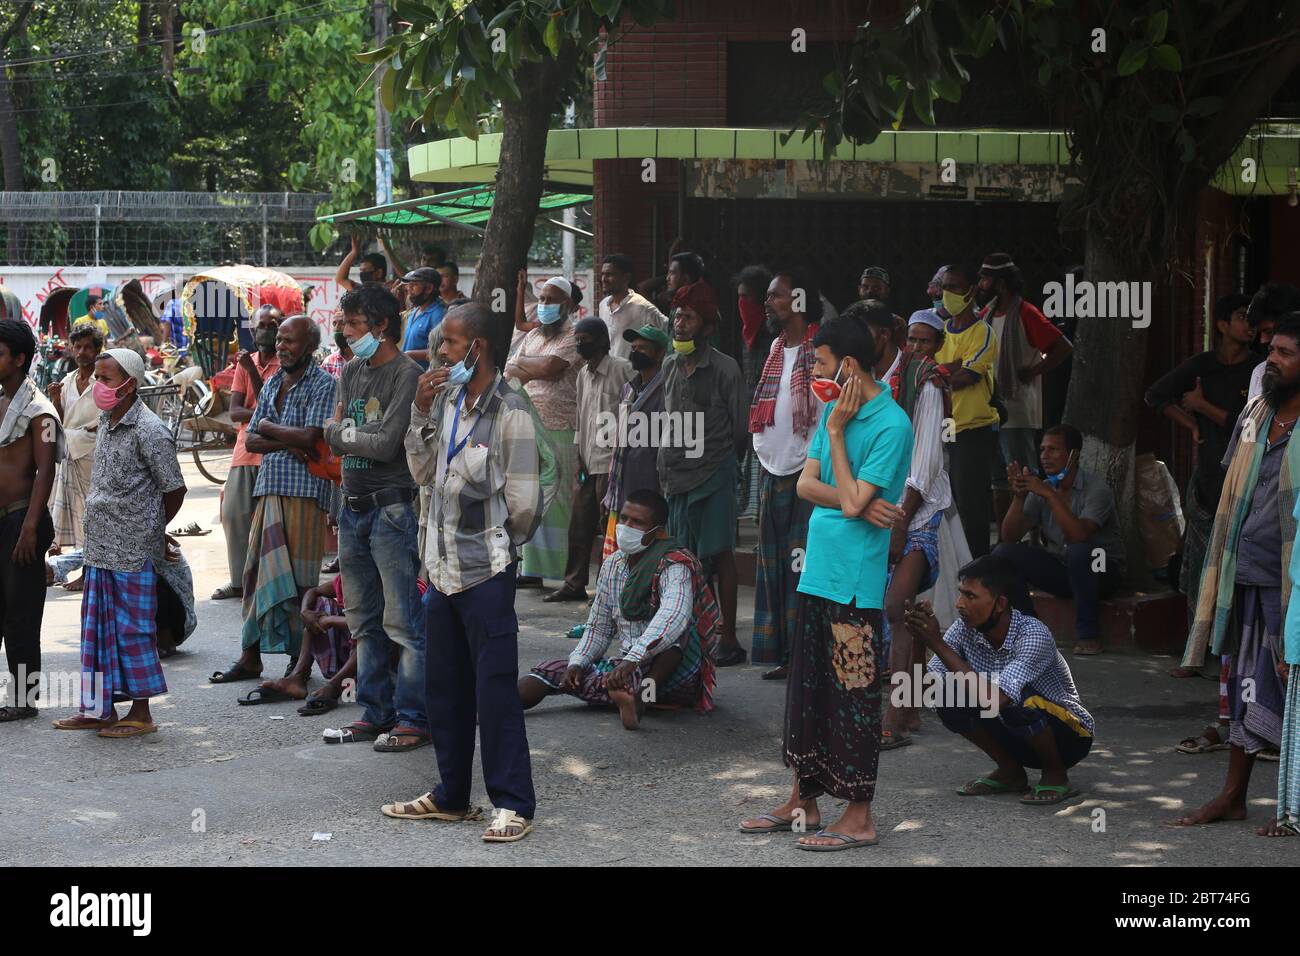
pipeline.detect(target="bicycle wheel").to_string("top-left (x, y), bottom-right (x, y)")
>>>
top-left (193, 429), bottom-right (231, 484)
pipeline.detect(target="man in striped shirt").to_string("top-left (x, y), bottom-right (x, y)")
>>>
top-left (519, 489), bottom-right (720, 730)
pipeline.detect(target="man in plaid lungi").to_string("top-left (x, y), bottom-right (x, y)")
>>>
top-left (52, 348), bottom-right (186, 738)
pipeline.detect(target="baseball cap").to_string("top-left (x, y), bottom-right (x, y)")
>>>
top-left (401, 267), bottom-right (441, 284)
top-left (622, 324), bottom-right (670, 349)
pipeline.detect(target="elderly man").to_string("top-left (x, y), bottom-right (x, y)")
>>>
top-left (661, 279), bottom-right (748, 666)
top-left (214, 304), bottom-right (282, 601)
top-left (0, 320), bottom-right (62, 722)
top-left (521, 490), bottom-right (720, 729)
top-left (48, 324), bottom-right (103, 568)
top-left (507, 276), bottom-right (581, 588)
top-left (52, 347), bottom-right (184, 737)
top-left (546, 317), bottom-right (633, 603)
top-left (210, 315), bottom-right (336, 690)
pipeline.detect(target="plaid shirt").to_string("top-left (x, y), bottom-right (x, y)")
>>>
top-left (248, 362), bottom-right (336, 512)
top-left (405, 373), bottom-right (542, 595)
top-left (927, 610), bottom-right (1094, 733)
top-left (570, 550), bottom-right (693, 668)
top-left (321, 349), bottom-right (349, 380)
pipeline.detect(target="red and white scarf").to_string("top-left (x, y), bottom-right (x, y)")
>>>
top-left (747, 322), bottom-right (819, 436)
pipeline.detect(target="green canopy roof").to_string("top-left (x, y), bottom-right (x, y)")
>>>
top-left (406, 125), bottom-right (1300, 197)
top-left (318, 184), bottom-right (592, 234)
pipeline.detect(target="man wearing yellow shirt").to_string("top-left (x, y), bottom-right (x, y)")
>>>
top-left (934, 265), bottom-right (999, 558)
top-left (70, 292), bottom-right (111, 341)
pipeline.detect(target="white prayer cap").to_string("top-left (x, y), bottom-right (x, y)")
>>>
top-left (542, 276), bottom-right (572, 298)
top-left (908, 309), bottom-right (945, 333)
top-left (102, 347), bottom-right (147, 384)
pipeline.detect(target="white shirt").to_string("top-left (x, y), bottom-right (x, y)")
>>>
top-left (883, 350), bottom-right (952, 531)
top-left (599, 291), bottom-right (668, 361)
top-left (751, 344), bottom-right (813, 476)
top-left (991, 311), bottom-right (1043, 429)
top-left (59, 368), bottom-right (100, 460)
top-left (1248, 361), bottom-right (1266, 403)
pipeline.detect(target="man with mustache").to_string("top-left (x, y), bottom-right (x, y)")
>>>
top-left (1176, 316), bottom-right (1300, 829)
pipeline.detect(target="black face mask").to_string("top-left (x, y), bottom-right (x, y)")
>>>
top-left (629, 350), bottom-right (657, 371)
top-left (576, 340), bottom-right (605, 361)
top-left (334, 331), bottom-right (349, 351)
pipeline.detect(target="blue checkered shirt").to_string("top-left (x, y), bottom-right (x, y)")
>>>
top-left (248, 362), bottom-right (336, 512)
top-left (926, 610), bottom-right (1094, 733)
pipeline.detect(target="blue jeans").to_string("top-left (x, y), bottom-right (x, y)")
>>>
top-left (338, 500), bottom-right (427, 731)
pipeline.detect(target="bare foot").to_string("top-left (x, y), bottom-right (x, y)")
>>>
top-left (1172, 793), bottom-right (1248, 826)
top-left (1257, 819), bottom-right (1299, 837)
top-left (608, 687), bottom-right (643, 730)
top-left (63, 577), bottom-right (84, 592)
top-left (258, 675), bottom-right (308, 699)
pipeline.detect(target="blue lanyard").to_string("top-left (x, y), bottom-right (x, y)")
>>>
top-left (446, 388), bottom-right (479, 465)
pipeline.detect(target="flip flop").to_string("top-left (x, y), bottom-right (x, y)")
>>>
top-left (97, 720), bottom-right (157, 738)
top-left (1176, 724), bottom-right (1229, 754)
top-left (53, 715), bottom-right (117, 730)
top-left (958, 776), bottom-right (1030, 796)
top-left (209, 662), bottom-right (263, 684)
top-left (169, 522), bottom-right (211, 537)
top-left (738, 812), bottom-right (822, 834)
top-left (323, 722), bottom-right (384, 744)
top-left (237, 686), bottom-right (302, 706)
top-left (795, 829), bottom-right (879, 852)
top-left (1020, 784), bottom-right (1080, 805)
top-left (880, 730), bottom-right (913, 750)
top-left (373, 730), bottom-right (433, 752)
top-left (297, 696), bottom-right (339, 716)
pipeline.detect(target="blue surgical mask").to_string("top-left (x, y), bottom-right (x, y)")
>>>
top-left (446, 342), bottom-right (479, 386)
top-left (536, 303), bottom-right (563, 325)
top-left (348, 332), bottom-right (380, 360)
top-left (932, 298), bottom-right (944, 312)
top-left (1044, 468), bottom-right (1068, 489)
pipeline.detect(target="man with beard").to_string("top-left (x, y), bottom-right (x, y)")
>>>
top-left (210, 316), bottom-right (335, 688)
top-left (598, 254), bottom-right (667, 361)
top-left (212, 305), bottom-right (282, 601)
top-left (906, 556), bottom-right (1094, 806)
top-left (746, 270), bottom-right (820, 677)
top-left (48, 324), bottom-right (104, 588)
top-left (1175, 316), bottom-right (1300, 828)
top-left (1245, 283), bottom-right (1300, 403)
top-left (507, 277), bottom-right (581, 588)
top-left (546, 318), bottom-right (633, 603)
top-left (398, 267), bottom-right (446, 369)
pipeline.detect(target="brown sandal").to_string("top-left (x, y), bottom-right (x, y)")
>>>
top-left (380, 792), bottom-right (484, 821)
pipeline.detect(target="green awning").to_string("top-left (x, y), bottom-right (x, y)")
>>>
top-left (407, 125), bottom-right (1300, 197)
top-left (317, 184), bottom-right (592, 233)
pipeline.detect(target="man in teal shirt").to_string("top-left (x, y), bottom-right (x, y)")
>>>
top-left (739, 306), bottom-right (912, 851)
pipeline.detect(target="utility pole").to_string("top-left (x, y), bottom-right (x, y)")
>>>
top-left (373, 0), bottom-right (393, 206)
top-left (561, 101), bottom-right (576, 280)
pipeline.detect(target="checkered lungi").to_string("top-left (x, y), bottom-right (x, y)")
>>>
top-left (79, 562), bottom-right (166, 718)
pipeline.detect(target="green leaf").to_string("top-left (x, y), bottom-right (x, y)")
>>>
top-left (543, 14), bottom-right (561, 56)
top-left (933, 74), bottom-right (961, 103)
top-left (912, 86), bottom-right (935, 126)
top-left (973, 14), bottom-right (997, 57)
top-left (1117, 43), bottom-right (1149, 76)
top-left (1146, 10), bottom-right (1169, 44)
top-left (1151, 43), bottom-right (1182, 71)
top-left (380, 64), bottom-right (398, 112)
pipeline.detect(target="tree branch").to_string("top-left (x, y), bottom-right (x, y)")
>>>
top-left (0, 0), bottom-right (34, 51)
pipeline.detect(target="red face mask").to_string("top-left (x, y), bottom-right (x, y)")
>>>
top-left (737, 298), bottom-right (765, 348)
top-left (810, 361), bottom-right (845, 403)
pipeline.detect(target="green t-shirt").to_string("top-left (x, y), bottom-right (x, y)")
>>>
top-left (798, 386), bottom-right (913, 610)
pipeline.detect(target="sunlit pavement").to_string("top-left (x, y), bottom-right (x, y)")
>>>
top-left (3, 459), bottom-right (1293, 866)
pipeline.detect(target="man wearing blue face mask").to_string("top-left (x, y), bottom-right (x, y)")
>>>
top-left (995, 424), bottom-right (1125, 656)
top-left (506, 276), bottom-right (582, 588)
top-left (398, 267), bottom-right (447, 369)
top-left (518, 490), bottom-right (721, 730)
top-left (312, 284), bottom-right (428, 749)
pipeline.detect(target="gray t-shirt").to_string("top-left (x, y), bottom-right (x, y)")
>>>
top-left (1023, 467), bottom-right (1126, 573)
top-left (325, 351), bottom-right (422, 495)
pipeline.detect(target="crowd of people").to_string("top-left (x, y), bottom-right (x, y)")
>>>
top-left (0, 240), bottom-right (1298, 850)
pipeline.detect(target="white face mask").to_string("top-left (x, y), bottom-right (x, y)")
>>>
top-left (615, 522), bottom-right (659, 555)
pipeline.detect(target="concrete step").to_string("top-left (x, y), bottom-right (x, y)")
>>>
top-left (1030, 589), bottom-right (1188, 655)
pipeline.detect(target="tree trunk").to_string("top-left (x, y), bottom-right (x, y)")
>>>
top-left (1061, 221), bottom-right (1152, 586)
top-left (161, 2), bottom-right (176, 78)
top-left (473, 43), bottom-right (578, 359)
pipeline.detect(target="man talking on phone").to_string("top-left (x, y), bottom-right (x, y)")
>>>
top-left (993, 424), bottom-right (1125, 657)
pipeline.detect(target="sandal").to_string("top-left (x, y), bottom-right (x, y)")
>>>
top-left (297, 695), bottom-right (339, 716)
top-left (373, 729), bottom-right (432, 752)
top-left (482, 808), bottom-right (533, 843)
top-left (209, 662), bottom-right (263, 684)
top-left (0, 705), bottom-right (38, 722)
top-left (323, 722), bottom-right (384, 744)
top-left (1176, 723), bottom-right (1229, 754)
top-left (97, 720), bottom-right (157, 738)
top-left (880, 730), bottom-right (913, 750)
top-left (761, 665), bottom-right (788, 680)
top-left (380, 792), bottom-right (484, 821)
top-left (738, 812), bottom-right (822, 834)
top-left (238, 686), bottom-right (302, 706)
top-left (714, 644), bottom-right (748, 668)
top-left (169, 522), bottom-right (210, 537)
top-left (210, 584), bottom-right (243, 600)
top-left (1020, 783), bottom-right (1080, 805)
top-left (957, 776), bottom-right (1030, 796)
top-left (53, 714), bottom-right (117, 730)
top-left (795, 829), bottom-right (879, 852)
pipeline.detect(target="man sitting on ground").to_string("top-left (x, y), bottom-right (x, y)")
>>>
top-left (993, 423), bottom-right (1125, 656)
top-left (519, 490), bottom-right (720, 730)
top-left (905, 556), bottom-right (1095, 806)
top-left (254, 574), bottom-right (358, 718)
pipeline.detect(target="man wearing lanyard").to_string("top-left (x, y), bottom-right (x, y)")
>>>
top-left (399, 267), bottom-right (446, 368)
top-left (384, 302), bottom-right (543, 844)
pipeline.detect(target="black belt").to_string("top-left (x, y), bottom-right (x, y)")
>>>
top-left (344, 486), bottom-right (417, 513)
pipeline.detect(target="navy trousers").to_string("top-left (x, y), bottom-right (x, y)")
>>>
top-left (993, 541), bottom-right (1120, 641)
top-left (426, 564), bottom-right (536, 819)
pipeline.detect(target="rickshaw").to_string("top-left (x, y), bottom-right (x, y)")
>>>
top-left (177, 267), bottom-right (306, 484)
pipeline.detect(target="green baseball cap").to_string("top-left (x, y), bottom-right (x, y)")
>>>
top-left (622, 324), bottom-right (670, 349)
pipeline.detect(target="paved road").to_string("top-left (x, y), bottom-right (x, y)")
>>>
top-left (4, 461), bottom-right (1293, 866)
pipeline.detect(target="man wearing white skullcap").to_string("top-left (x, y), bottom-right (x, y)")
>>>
top-left (51, 341), bottom-right (188, 736)
top-left (506, 276), bottom-right (583, 590)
